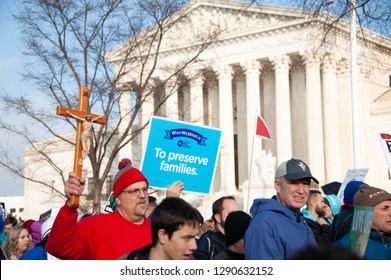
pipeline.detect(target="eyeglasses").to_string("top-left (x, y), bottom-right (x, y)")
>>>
top-left (121, 187), bottom-right (151, 196)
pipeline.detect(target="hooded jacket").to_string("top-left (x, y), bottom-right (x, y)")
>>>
top-left (244, 198), bottom-right (317, 260)
top-left (336, 230), bottom-right (391, 260)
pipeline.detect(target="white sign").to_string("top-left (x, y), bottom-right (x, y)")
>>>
top-left (379, 133), bottom-right (391, 174)
top-left (336, 168), bottom-right (369, 203)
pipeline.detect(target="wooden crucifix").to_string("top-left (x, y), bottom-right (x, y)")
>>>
top-left (57, 86), bottom-right (107, 208)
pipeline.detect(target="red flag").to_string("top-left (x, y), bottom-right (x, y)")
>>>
top-left (379, 133), bottom-right (391, 175)
top-left (380, 133), bottom-right (391, 140)
top-left (255, 115), bottom-right (271, 140)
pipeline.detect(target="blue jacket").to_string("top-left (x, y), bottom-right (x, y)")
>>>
top-left (244, 198), bottom-right (317, 260)
top-left (19, 245), bottom-right (48, 260)
top-left (336, 230), bottom-right (391, 260)
top-left (0, 213), bottom-right (5, 247)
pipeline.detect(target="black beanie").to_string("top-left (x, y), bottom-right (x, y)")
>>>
top-left (224, 211), bottom-right (251, 247)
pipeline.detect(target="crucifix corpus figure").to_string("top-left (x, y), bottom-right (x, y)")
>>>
top-left (57, 86), bottom-right (107, 208)
top-left (66, 111), bottom-right (104, 165)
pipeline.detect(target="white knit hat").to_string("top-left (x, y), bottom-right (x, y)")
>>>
top-left (41, 215), bottom-right (56, 239)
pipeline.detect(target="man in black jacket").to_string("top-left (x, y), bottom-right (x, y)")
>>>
top-left (302, 190), bottom-right (332, 248)
top-left (193, 196), bottom-right (240, 259)
top-left (213, 211), bottom-right (251, 260)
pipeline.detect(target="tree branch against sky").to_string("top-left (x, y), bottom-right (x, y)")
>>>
top-left (254, 0), bottom-right (391, 38)
top-left (0, 0), bottom-right (221, 211)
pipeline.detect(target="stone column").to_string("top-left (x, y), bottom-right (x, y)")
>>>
top-left (188, 74), bottom-right (204, 124)
top-left (322, 54), bottom-right (341, 181)
top-left (336, 59), bottom-right (352, 172)
top-left (241, 60), bottom-right (261, 171)
top-left (270, 55), bottom-right (292, 164)
top-left (205, 78), bottom-right (221, 192)
top-left (164, 78), bottom-right (179, 120)
top-left (235, 71), bottom-right (247, 185)
top-left (214, 64), bottom-right (237, 194)
top-left (140, 82), bottom-right (155, 160)
top-left (261, 64), bottom-right (275, 155)
top-left (118, 86), bottom-right (133, 161)
top-left (302, 51), bottom-right (325, 183)
top-left (182, 83), bottom-right (191, 122)
top-left (290, 58), bottom-right (307, 159)
top-left (206, 79), bottom-right (219, 128)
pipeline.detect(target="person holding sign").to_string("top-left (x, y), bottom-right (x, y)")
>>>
top-left (336, 185), bottom-right (391, 260)
top-left (47, 158), bottom-right (183, 259)
top-left (245, 158), bottom-right (318, 260)
top-left (332, 180), bottom-right (366, 242)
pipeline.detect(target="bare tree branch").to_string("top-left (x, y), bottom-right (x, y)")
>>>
top-left (0, 0), bottom-right (222, 212)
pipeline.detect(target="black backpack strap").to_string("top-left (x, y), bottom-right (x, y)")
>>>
top-left (205, 236), bottom-right (216, 260)
top-left (333, 213), bottom-right (353, 241)
top-left (340, 213), bottom-right (353, 229)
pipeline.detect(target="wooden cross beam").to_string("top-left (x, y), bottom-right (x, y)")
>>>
top-left (57, 86), bottom-right (107, 208)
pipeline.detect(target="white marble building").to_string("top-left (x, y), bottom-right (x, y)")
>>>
top-left (23, 0), bottom-right (391, 215)
top-left (0, 196), bottom-right (25, 221)
top-left (23, 133), bottom-right (118, 219)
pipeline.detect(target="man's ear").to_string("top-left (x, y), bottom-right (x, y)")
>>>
top-left (274, 180), bottom-right (280, 193)
top-left (310, 195), bottom-right (319, 208)
top-left (157, 229), bottom-right (168, 244)
top-left (214, 213), bottom-right (221, 225)
top-left (115, 196), bottom-right (121, 206)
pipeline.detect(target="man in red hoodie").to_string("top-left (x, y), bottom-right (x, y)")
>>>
top-left (47, 158), bottom-right (183, 259)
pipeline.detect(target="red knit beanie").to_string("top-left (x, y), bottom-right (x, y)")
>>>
top-left (113, 158), bottom-right (149, 198)
top-left (23, 219), bottom-right (36, 234)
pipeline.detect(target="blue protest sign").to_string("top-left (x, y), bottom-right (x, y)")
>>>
top-left (141, 116), bottom-right (222, 195)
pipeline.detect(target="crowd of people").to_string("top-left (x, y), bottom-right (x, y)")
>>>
top-left (1, 157), bottom-right (390, 260)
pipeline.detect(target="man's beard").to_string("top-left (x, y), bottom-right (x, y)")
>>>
top-left (315, 206), bottom-right (326, 217)
top-left (220, 217), bottom-right (226, 229)
top-left (135, 202), bottom-right (147, 216)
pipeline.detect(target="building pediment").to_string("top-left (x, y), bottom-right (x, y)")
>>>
top-left (107, 0), bottom-right (308, 61)
top-left (374, 88), bottom-right (391, 102)
top-left (372, 88), bottom-right (391, 116)
top-left (107, 0), bottom-right (391, 80)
